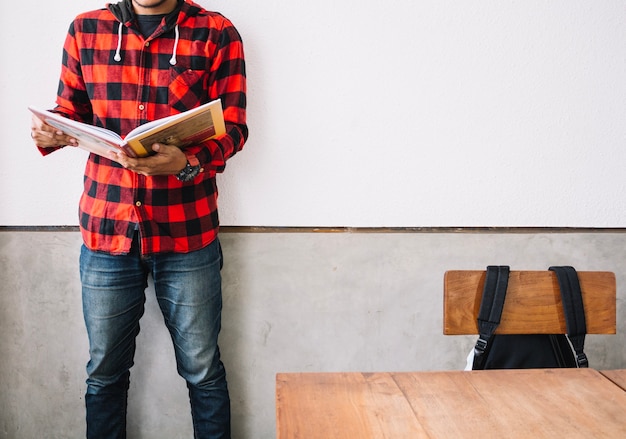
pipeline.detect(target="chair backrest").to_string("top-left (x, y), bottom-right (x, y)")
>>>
top-left (443, 270), bottom-right (616, 335)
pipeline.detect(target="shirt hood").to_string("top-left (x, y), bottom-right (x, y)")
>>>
top-left (107, 0), bottom-right (199, 29)
top-left (106, 0), bottom-right (198, 65)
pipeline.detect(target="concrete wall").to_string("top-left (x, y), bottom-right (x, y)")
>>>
top-left (1, 229), bottom-right (624, 438)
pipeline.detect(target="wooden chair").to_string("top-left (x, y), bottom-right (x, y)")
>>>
top-left (444, 270), bottom-right (616, 336)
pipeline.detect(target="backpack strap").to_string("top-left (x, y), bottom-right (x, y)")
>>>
top-left (549, 266), bottom-right (588, 368)
top-left (472, 265), bottom-right (510, 370)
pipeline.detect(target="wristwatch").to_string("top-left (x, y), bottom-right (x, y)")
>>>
top-left (175, 152), bottom-right (202, 182)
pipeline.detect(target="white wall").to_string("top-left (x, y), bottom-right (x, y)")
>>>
top-left (2, 1), bottom-right (626, 227)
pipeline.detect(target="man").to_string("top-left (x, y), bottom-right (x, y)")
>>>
top-left (30, 0), bottom-right (247, 437)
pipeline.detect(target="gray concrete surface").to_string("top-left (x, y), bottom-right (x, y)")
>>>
top-left (1, 230), bottom-right (624, 438)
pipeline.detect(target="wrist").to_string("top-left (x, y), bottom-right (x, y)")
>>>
top-left (175, 151), bottom-right (202, 182)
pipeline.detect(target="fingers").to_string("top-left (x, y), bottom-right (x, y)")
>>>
top-left (108, 151), bottom-right (135, 170)
top-left (109, 143), bottom-right (187, 176)
top-left (112, 154), bottom-right (153, 176)
top-left (30, 115), bottom-right (77, 148)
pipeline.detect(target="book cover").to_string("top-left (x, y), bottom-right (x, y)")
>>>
top-left (29, 99), bottom-right (225, 158)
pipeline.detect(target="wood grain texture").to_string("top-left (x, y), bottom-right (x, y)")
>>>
top-left (443, 270), bottom-right (616, 335)
top-left (600, 369), bottom-right (626, 392)
top-left (276, 369), bottom-right (626, 438)
top-left (276, 372), bottom-right (428, 438)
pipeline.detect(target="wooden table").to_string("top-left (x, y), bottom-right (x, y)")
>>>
top-left (600, 369), bottom-right (626, 392)
top-left (276, 369), bottom-right (626, 438)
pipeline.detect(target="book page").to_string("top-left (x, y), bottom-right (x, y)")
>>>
top-left (29, 99), bottom-right (224, 159)
top-left (125, 99), bottom-right (225, 156)
top-left (130, 111), bottom-right (217, 152)
top-left (28, 107), bottom-right (123, 144)
top-left (28, 106), bottom-right (124, 157)
top-left (44, 119), bottom-right (121, 153)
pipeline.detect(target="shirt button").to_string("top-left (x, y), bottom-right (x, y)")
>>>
top-left (145, 42), bottom-right (150, 47)
top-left (138, 104), bottom-right (145, 111)
top-left (135, 201), bottom-right (142, 207)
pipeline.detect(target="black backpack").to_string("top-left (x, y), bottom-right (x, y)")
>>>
top-left (472, 265), bottom-right (588, 370)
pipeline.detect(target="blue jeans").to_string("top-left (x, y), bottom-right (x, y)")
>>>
top-left (79, 236), bottom-right (230, 439)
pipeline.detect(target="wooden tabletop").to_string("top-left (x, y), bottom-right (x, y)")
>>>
top-left (276, 369), bottom-right (626, 438)
top-left (600, 369), bottom-right (626, 392)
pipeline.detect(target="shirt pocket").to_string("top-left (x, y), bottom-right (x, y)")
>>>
top-left (169, 67), bottom-right (208, 112)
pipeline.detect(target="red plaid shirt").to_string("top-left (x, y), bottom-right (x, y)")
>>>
top-left (41, 0), bottom-right (247, 255)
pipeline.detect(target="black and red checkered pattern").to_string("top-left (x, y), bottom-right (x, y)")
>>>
top-left (43, 1), bottom-right (247, 255)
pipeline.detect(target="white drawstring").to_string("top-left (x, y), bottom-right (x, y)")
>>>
top-left (114, 22), bottom-right (123, 62)
top-left (114, 22), bottom-right (178, 65)
top-left (169, 25), bottom-right (179, 66)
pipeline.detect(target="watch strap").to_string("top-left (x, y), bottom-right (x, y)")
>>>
top-left (175, 152), bottom-right (202, 182)
top-left (184, 151), bottom-right (200, 167)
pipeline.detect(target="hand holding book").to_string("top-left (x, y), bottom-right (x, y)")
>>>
top-left (29, 99), bottom-right (225, 158)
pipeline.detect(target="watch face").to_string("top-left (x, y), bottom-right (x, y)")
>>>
top-left (176, 163), bottom-right (201, 182)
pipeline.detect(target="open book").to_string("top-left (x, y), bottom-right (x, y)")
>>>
top-left (29, 99), bottom-right (225, 158)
